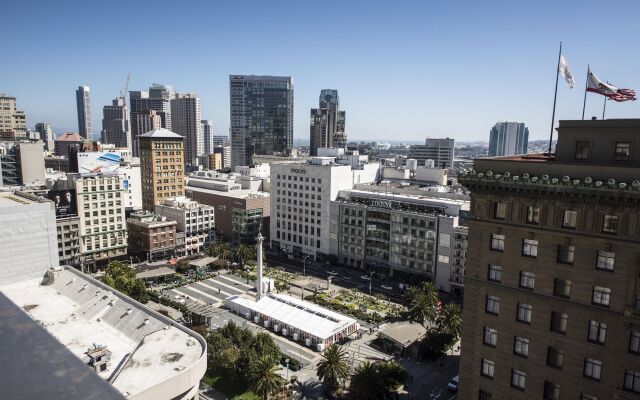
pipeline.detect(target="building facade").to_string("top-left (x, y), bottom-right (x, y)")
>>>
top-left (202, 119), bottom-right (214, 155)
top-left (229, 75), bottom-right (294, 167)
top-left (329, 189), bottom-right (468, 292)
top-left (458, 119), bottom-right (640, 400)
top-left (74, 174), bottom-right (128, 264)
top-left (171, 93), bottom-right (202, 167)
top-left (56, 215), bottom-right (81, 268)
top-left (408, 138), bottom-right (455, 169)
top-left (129, 84), bottom-right (173, 156)
top-left (127, 211), bottom-right (177, 261)
top-left (270, 157), bottom-right (379, 260)
top-left (489, 121), bottom-right (529, 156)
top-left (309, 89), bottom-right (346, 156)
top-left (0, 93), bottom-right (27, 141)
top-left (35, 122), bottom-right (55, 152)
top-left (76, 85), bottom-right (92, 140)
top-left (101, 97), bottom-right (131, 151)
top-left (138, 128), bottom-right (184, 211)
top-left (155, 197), bottom-right (215, 256)
top-left (0, 141), bottom-right (45, 187)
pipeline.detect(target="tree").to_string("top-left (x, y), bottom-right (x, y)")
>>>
top-left (404, 282), bottom-right (439, 326)
top-left (291, 380), bottom-right (322, 400)
top-left (435, 303), bottom-right (462, 338)
top-left (102, 261), bottom-right (149, 303)
top-left (419, 330), bottom-right (456, 361)
top-left (207, 242), bottom-right (231, 261)
top-left (348, 362), bottom-right (384, 400)
top-left (376, 361), bottom-right (407, 393)
top-left (249, 356), bottom-right (285, 400)
top-left (316, 344), bottom-right (349, 394)
top-left (236, 243), bottom-right (257, 267)
top-left (253, 331), bottom-right (281, 366)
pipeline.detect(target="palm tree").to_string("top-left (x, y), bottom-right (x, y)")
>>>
top-left (436, 303), bottom-right (463, 338)
top-left (249, 356), bottom-right (285, 400)
top-left (376, 361), bottom-right (407, 394)
top-left (207, 242), bottom-right (231, 262)
top-left (316, 344), bottom-right (349, 394)
top-left (291, 379), bottom-right (322, 400)
top-left (348, 361), bottom-right (384, 400)
top-left (404, 282), bottom-right (439, 326)
top-left (236, 243), bottom-right (257, 267)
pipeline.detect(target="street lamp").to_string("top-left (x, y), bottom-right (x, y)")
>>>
top-left (303, 255), bottom-right (310, 277)
top-left (285, 358), bottom-right (290, 381)
top-left (369, 271), bottom-right (374, 296)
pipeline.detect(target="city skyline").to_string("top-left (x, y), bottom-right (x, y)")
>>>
top-left (2, 1), bottom-right (639, 143)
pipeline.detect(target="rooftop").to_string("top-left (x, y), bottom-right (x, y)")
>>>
top-left (0, 266), bottom-right (206, 399)
top-left (56, 132), bottom-right (85, 142)
top-left (379, 321), bottom-right (427, 347)
top-left (138, 128), bottom-right (183, 139)
top-left (225, 293), bottom-right (358, 340)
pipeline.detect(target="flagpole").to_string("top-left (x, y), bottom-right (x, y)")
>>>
top-left (581, 65), bottom-right (589, 120)
top-left (602, 84), bottom-right (608, 119)
top-left (548, 42), bottom-right (562, 155)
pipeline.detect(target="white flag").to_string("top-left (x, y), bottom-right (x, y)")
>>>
top-left (558, 55), bottom-right (575, 89)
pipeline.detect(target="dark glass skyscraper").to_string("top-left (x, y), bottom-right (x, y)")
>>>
top-left (309, 89), bottom-right (346, 156)
top-left (229, 75), bottom-right (293, 167)
top-left (75, 85), bottom-right (92, 140)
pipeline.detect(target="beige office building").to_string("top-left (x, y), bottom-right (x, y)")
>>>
top-left (138, 128), bottom-right (184, 211)
top-left (458, 119), bottom-right (640, 400)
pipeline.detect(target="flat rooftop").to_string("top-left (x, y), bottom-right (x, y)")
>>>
top-left (226, 293), bottom-right (357, 340)
top-left (0, 267), bottom-right (205, 398)
top-left (187, 185), bottom-right (269, 199)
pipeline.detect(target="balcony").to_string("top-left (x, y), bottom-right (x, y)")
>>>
top-left (614, 388), bottom-right (640, 400)
top-left (624, 306), bottom-right (640, 320)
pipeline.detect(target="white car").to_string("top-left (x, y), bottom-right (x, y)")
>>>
top-left (327, 271), bottom-right (339, 276)
top-left (361, 275), bottom-right (371, 280)
top-left (381, 285), bottom-right (393, 290)
top-left (447, 375), bottom-right (459, 392)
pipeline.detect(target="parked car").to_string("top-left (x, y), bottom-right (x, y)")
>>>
top-left (447, 375), bottom-right (459, 392)
top-left (327, 271), bottom-right (339, 276)
top-left (381, 285), bottom-right (393, 290)
top-left (361, 275), bottom-right (371, 280)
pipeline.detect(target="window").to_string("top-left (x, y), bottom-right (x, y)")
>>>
top-left (625, 370), bottom-right (640, 393)
top-left (491, 234), bottom-right (504, 252)
top-left (526, 206), bottom-right (540, 224)
top-left (546, 346), bottom-right (564, 369)
top-left (614, 141), bottom-right (632, 161)
top-left (481, 359), bottom-right (495, 378)
top-left (486, 295), bottom-right (500, 315)
top-left (557, 245), bottom-right (575, 264)
top-left (484, 327), bottom-right (497, 346)
top-left (592, 286), bottom-right (611, 306)
top-left (596, 250), bottom-right (615, 271)
top-left (438, 255), bottom-right (450, 263)
top-left (519, 271), bottom-right (535, 289)
top-left (522, 239), bottom-right (538, 257)
top-left (494, 202), bottom-right (506, 220)
top-left (514, 336), bottom-right (529, 357)
top-left (553, 278), bottom-right (572, 298)
top-left (588, 321), bottom-right (607, 344)
top-left (629, 331), bottom-right (640, 353)
top-left (550, 312), bottom-right (568, 334)
top-left (517, 303), bottom-right (532, 323)
top-left (439, 233), bottom-right (450, 247)
top-left (478, 390), bottom-right (492, 400)
top-left (511, 369), bottom-right (526, 390)
top-left (584, 358), bottom-right (602, 380)
top-left (562, 210), bottom-right (577, 229)
top-left (602, 215), bottom-right (619, 234)
top-left (544, 381), bottom-right (560, 400)
top-left (488, 265), bottom-right (502, 282)
top-left (575, 140), bottom-right (591, 160)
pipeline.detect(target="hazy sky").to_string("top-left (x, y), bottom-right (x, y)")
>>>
top-left (2, 0), bottom-right (639, 142)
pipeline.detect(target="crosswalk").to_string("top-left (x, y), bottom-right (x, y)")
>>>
top-left (166, 274), bottom-right (254, 306)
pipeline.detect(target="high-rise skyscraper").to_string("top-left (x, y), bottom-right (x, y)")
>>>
top-left (489, 121), bottom-right (529, 156)
top-left (408, 138), bottom-right (455, 168)
top-left (0, 93), bottom-right (27, 141)
top-left (309, 89), bottom-right (346, 156)
top-left (101, 98), bottom-right (131, 150)
top-left (458, 119), bottom-right (640, 400)
top-left (135, 109), bottom-right (162, 138)
top-left (129, 83), bottom-right (174, 156)
top-left (75, 85), bottom-right (92, 140)
top-left (170, 93), bottom-right (202, 166)
top-left (35, 123), bottom-right (55, 152)
top-left (229, 75), bottom-right (293, 167)
top-left (201, 120), bottom-right (214, 154)
top-left (138, 128), bottom-right (184, 211)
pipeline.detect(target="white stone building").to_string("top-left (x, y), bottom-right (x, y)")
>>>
top-left (155, 197), bottom-right (215, 255)
top-left (270, 156), bottom-right (379, 260)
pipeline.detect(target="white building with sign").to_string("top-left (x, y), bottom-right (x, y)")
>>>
top-left (270, 156), bottom-right (379, 260)
top-left (329, 188), bottom-right (469, 294)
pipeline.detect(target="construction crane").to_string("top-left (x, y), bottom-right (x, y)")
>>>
top-left (119, 73), bottom-right (131, 107)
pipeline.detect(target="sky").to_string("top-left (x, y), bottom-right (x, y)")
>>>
top-left (2, 0), bottom-right (640, 143)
